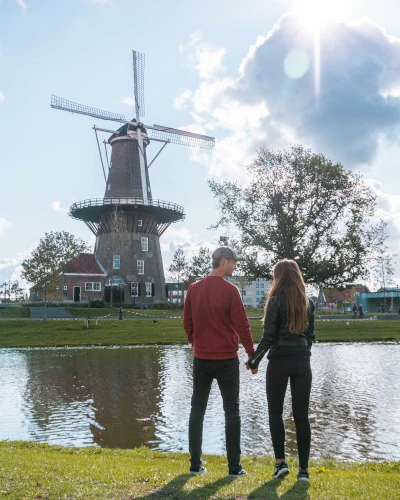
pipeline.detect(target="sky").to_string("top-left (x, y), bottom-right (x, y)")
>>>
top-left (1, 0), bottom-right (400, 292)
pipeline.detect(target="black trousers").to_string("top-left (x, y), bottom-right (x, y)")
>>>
top-left (189, 357), bottom-right (242, 473)
top-left (266, 357), bottom-right (312, 470)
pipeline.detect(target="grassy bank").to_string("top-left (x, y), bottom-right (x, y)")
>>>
top-left (0, 442), bottom-right (398, 499)
top-left (0, 306), bottom-right (30, 318)
top-left (0, 318), bottom-right (399, 348)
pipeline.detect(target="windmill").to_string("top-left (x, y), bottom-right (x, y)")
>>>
top-left (52, 51), bottom-right (214, 305)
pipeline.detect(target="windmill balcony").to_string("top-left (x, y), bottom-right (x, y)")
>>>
top-left (69, 197), bottom-right (185, 236)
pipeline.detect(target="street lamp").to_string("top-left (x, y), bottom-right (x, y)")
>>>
top-left (119, 283), bottom-right (123, 320)
top-left (87, 292), bottom-right (91, 327)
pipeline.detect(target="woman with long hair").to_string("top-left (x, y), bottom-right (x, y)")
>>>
top-left (247, 259), bottom-right (315, 482)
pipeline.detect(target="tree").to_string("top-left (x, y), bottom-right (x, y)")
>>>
top-left (373, 251), bottom-right (396, 311)
top-left (209, 145), bottom-right (387, 287)
top-left (188, 246), bottom-right (212, 283)
top-left (10, 281), bottom-right (25, 302)
top-left (167, 245), bottom-right (190, 285)
top-left (21, 231), bottom-right (91, 293)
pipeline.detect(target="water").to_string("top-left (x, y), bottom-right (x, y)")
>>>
top-left (0, 344), bottom-right (399, 461)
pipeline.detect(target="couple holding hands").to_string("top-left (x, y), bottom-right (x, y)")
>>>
top-left (183, 247), bottom-right (315, 482)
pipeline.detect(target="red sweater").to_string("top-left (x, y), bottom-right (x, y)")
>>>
top-left (183, 276), bottom-right (255, 360)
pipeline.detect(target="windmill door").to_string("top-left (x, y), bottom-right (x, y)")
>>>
top-left (73, 286), bottom-right (81, 302)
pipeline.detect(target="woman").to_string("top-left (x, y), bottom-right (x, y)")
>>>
top-left (247, 259), bottom-right (315, 482)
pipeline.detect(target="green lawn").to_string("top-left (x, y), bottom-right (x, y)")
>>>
top-left (0, 306), bottom-right (30, 319)
top-left (0, 442), bottom-right (398, 499)
top-left (0, 318), bottom-right (399, 348)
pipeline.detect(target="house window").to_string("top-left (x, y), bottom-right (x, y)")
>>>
top-left (145, 282), bottom-right (152, 297)
top-left (260, 284), bottom-right (264, 288)
top-left (256, 283), bottom-right (259, 288)
top-left (256, 297), bottom-right (260, 302)
top-left (137, 260), bottom-right (144, 275)
top-left (113, 255), bottom-right (120, 269)
top-left (85, 282), bottom-right (101, 292)
top-left (138, 220), bottom-right (143, 227)
top-left (141, 237), bottom-right (148, 251)
top-left (261, 290), bottom-right (265, 295)
top-left (131, 282), bottom-right (139, 297)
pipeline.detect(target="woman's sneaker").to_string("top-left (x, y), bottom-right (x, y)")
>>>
top-left (228, 468), bottom-right (247, 477)
top-left (297, 468), bottom-right (310, 481)
top-left (189, 465), bottom-right (207, 475)
top-left (273, 462), bottom-right (289, 478)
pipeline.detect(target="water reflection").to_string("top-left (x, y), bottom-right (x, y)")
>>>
top-left (0, 344), bottom-right (399, 461)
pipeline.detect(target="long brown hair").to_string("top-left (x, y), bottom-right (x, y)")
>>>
top-left (265, 259), bottom-right (308, 334)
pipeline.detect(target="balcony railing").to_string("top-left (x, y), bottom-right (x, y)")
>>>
top-left (70, 197), bottom-right (185, 214)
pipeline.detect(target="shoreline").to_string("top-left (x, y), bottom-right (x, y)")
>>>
top-left (0, 441), bottom-right (399, 499)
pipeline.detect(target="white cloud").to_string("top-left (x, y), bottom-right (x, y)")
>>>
top-left (51, 201), bottom-right (69, 214)
top-left (0, 217), bottom-right (11, 235)
top-left (160, 227), bottom-right (217, 271)
top-left (16, 0), bottom-right (27, 9)
top-left (121, 97), bottom-right (136, 107)
top-left (0, 91), bottom-right (4, 104)
top-left (178, 16), bottom-right (400, 178)
top-left (179, 32), bottom-right (227, 81)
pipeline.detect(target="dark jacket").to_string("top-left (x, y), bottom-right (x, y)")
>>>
top-left (248, 293), bottom-right (315, 368)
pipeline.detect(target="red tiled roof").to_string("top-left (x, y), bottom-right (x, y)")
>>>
top-left (63, 253), bottom-right (106, 275)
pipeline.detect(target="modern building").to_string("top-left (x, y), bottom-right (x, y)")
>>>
top-left (165, 282), bottom-right (185, 304)
top-left (357, 287), bottom-right (400, 313)
top-left (228, 277), bottom-right (270, 308)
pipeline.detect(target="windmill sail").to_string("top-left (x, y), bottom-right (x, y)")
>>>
top-left (51, 95), bottom-right (126, 123)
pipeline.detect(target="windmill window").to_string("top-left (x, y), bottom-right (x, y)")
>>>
top-left (141, 237), bottom-right (148, 251)
top-left (137, 260), bottom-right (144, 275)
top-left (145, 282), bottom-right (152, 297)
top-left (138, 220), bottom-right (143, 227)
top-left (131, 282), bottom-right (139, 297)
top-left (113, 255), bottom-right (120, 269)
top-left (107, 184), bottom-right (111, 191)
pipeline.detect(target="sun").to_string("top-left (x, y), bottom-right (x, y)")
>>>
top-left (295, 0), bottom-right (349, 31)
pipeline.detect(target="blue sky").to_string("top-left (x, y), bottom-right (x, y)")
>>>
top-left (1, 0), bottom-right (400, 291)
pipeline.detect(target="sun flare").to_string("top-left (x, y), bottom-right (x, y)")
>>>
top-left (296, 0), bottom-right (349, 31)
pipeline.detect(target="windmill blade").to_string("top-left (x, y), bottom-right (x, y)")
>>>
top-left (51, 95), bottom-right (126, 123)
top-left (132, 51), bottom-right (145, 119)
top-left (148, 124), bottom-right (215, 149)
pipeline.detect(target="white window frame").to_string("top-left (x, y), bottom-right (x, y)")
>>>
top-left (137, 260), bottom-right (144, 275)
top-left (113, 255), bottom-right (120, 270)
top-left (85, 282), bottom-right (101, 292)
top-left (141, 237), bottom-right (148, 252)
top-left (131, 282), bottom-right (139, 297)
top-left (145, 282), bottom-right (152, 297)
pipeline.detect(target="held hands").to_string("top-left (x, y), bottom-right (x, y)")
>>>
top-left (245, 360), bottom-right (258, 375)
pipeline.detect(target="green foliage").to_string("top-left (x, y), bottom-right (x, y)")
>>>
top-left (167, 245), bottom-right (190, 285)
top-left (90, 299), bottom-right (107, 308)
top-left (0, 442), bottom-right (399, 499)
top-left (188, 246), bottom-right (212, 283)
top-left (151, 301), bottom-right (184, 310)
top-left (21, 231), bottom-right (91, 293)
top-left (0, 306), bottom-right (30, 318)
top-left (209, 144), bottom-right (387, 287)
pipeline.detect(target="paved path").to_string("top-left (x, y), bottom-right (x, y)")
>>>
top-left (29, 307), bottom-right (74, 319)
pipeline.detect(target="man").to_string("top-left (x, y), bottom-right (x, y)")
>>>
top-left (183, 247), bottom-right (257, 477)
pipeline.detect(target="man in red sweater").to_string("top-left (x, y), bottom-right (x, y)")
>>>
top-left (184, 247), bottom-right (257, 476)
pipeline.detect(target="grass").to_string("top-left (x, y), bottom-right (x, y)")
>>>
top-left (0, 318), bottom-right (399, 348)
top-left (0, 306), bottom-right (30, 319)
top-left (0, 442), bottom-right (398, 499)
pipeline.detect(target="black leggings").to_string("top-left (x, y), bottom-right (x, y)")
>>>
top-left (266, 358), bottom-right (312, 470)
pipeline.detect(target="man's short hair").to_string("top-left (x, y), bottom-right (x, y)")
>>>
top-left (211, 247), bottom-right (244, 268)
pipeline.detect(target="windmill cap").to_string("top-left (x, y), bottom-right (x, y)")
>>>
top-left (212, 247), bottom-right (245, 261)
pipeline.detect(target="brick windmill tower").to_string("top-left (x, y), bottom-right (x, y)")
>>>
top-left (51, 51), bottom-right (214, 305)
